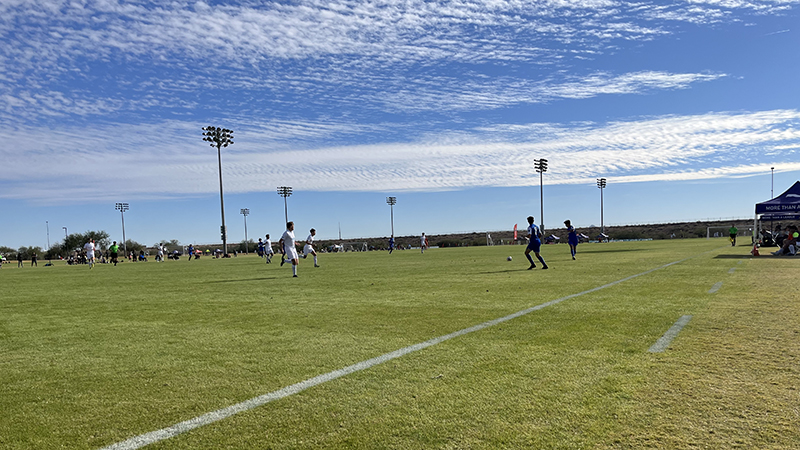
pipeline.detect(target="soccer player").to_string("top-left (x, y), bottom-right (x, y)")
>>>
top-left (109, 241), bottom-right (120, 266)
top-left (564, 219), bottom-right (578, 260)
top-left (303, 228), bottom-right (320, 267)
top-left (525, 216), bottom-right (548, 270)
top-left (420, 233), bottom-right (428, 254)
top-left (279, 221), bottom-right (300, 277)
top-left (257, 238), bottom-right (265, 259)
top-left (187, 244), bottom-right (195, 261)
top-left (84, 239), bottom-right (96, 269)
top-left (264, 234), bottom-right (274, 263)
top-left (388, 235), bottom-right (395, 254)
top-left (157, 243), bottom-right (165, 262)
top-left (729, 225), bottom-right (738, 246)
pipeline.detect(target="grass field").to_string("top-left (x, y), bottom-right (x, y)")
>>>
top-left (1, 239), bottom-right (798, 449)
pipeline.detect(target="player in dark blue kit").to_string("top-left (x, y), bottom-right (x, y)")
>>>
top-left (564, 219), bottom-right (578, 260)
top-left (525, 216), bottom-right (548, 270)
top-left (388, 235), bottom-right (395, 254)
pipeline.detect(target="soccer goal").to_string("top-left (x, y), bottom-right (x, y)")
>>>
top-left (341, 242), bottom-right (368, 252)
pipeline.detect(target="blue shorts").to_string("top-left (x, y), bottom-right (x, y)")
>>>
top-left (527, 239), bottom-right (541, 252)
top-left (568, 239), bottom-right (579, 246)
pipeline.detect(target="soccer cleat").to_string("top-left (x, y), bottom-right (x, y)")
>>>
top-left (572, 256), bottom-right (576, 260)
top-left (280, 259), bottom-right (285, 266)
top-left (542, 265), bottom-right (549, 270)
top-left (314, 264), bottom-right (320, 268)
top-left (528, 264), bottom-right (535, 270)
top-left (293, 274), bottom-right (298, 277)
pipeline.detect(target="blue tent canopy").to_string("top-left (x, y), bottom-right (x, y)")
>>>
top-left (755, 181), bottom-right (800, 214)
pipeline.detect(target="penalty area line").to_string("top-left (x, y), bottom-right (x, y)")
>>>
top-left (100, 251), bottom-right (712, 450)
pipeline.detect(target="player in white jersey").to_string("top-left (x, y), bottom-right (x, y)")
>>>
top-left (264, 234), bottom-right (274, 264)
top-left (420, 232), bottom-right (428, 254)
top-left (84, 239), bottom-right (96, 269)
top-left (302, 228), bottom-right (320, 267)
top-left (279, 222), bottom-right (300, 277)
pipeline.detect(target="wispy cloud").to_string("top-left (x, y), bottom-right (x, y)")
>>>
top-left (2, 110), bottom-right (798, 203)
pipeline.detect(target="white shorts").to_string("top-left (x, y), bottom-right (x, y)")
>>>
top-left (86, 252), bottom-right (95, 260)
top-left (303, 244), bottom-right (315, 256)
top-left (265, 247), bottom-right (274, 255)
top-left (285, 246), bottom-right (299, 261)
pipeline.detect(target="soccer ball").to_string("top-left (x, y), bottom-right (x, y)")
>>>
top-left (507, 256), bottom-right (513, 261)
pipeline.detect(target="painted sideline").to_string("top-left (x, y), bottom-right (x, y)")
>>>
top-left (708, 281), bottom-right (723, 293)
top-left (648, 315), bottom-right (693, 353)
top-left (100, 252), bottom-right (708, 450)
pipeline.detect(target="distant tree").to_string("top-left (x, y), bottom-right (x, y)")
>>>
top-left (123, 239), bottom-right (145, 253)
top-left (17, 246), bottom-right (44, 259)
top-left (237, 239), bottom-right (255, 253)
top-left (62, 231), bottom-right (110, 253)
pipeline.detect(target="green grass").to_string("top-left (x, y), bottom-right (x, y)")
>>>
top-left (1, 240), bottom-right (797, 449)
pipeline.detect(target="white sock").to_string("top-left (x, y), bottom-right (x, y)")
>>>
top-left (292, 265), bottom-right (297, 276)
top-left (314, 255), bottom-right (318, 265)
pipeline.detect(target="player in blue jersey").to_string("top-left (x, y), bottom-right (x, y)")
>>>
top-left (564, 219), bottom-right (578, 260)
top-left (525, 216), bottom-right (548, 270)
top-left (388, 235), bottom-right (395, 254)
top-left (257, 238), bottom-right (266, 259)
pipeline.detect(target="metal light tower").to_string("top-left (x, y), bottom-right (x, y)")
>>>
top-left (771, 167), bottom-right (775, 198)
top-left (203, 126), bottom-right (234, 255)
top-left (597, 178), bottom-right (607, 234)
top-left (63, 226), bottom-right (67, 241)
top-left (534, 158), bottom-right (548, 232)
top-left (386, 196), bottom-right (397, 236)
top-left (46, 221), bottom-right (50, 251)
top-left (240, 208), bottom-right (250, 254)
top-left (115, 202), bottom-right (129, 254)
top-left (277, 186), bottom-right (293, 224)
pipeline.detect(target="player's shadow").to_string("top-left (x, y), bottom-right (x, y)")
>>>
top-left (207, 277), bottom-right (280, 283)
top-left (713, 254), bottom-right (755, 259)
top-left (475, 269), bottom-right (544, 274)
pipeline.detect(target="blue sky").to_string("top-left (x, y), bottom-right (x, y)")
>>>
top-left (1, 0), bottom-right (799, 249)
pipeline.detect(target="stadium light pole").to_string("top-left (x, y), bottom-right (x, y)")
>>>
top-left (597, 178), bottom-right (607, 234)
top-left (62, 226), bottom-right (67, 241)
top-left (240, 208), bottom-right (250, 254)
top-left (771, 167), bottom-right (774, 198)
top-left (115, 202), bottom-right (129, 254)
top-left (277, 186), bottom-right (292, 224)
top-left (534, 158), bottom-right (548, 232)
top-left (386, 196), bottom-right (397, 236)
top-left (203, 126), bottom-right (234, 256)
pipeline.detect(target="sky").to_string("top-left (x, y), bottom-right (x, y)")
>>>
top-left (1, 0), bottom-right (799, 250)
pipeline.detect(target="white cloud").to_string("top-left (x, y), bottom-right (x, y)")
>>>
top-left (2, 110), bottom-right (798, 203)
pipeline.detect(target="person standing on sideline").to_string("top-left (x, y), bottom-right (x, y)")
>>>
top-left (109, 241), bottom-right (120, 266)
top-left (17, 252), bottom-right (23, 268)
top-left (729, 225), bottom-right (738, 246)
top-left (31, 253), bottom-right (38, 267)
top-left (187, 244), bottom-right (195, 261)
top-left (525, 216), bottom-right (548, 270)
top-left (84, 239), bottom-right (96, 269)
top-left (303, 228), bottom-right (320, 267)
top-left (279, 221), bottom-right (300, 277)
top-left (420, 233), bottom-right (428, 254)
top-left (388, 235), bottom-right (395, 254)
top-left (264, 234), bottom-right (274, 263)
top-left (564, 220), bottom-right (579, 260)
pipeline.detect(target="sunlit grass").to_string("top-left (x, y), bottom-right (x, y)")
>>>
top-left (1, 239), bottom-right (797, 449)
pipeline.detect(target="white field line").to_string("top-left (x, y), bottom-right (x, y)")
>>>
top-left (708, 281), bottom-right (723, 293)
top-left (100, 250), bottom-right (716, 450)
top-left (648, 315), bottom-right (693, 353)
top-left (728, 267), bottom-right (736, 274)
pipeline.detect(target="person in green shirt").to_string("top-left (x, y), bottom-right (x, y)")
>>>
top-left (729, 225), bottom-right (738, 246)
top-left (109, 241), bottom-right (120, 266)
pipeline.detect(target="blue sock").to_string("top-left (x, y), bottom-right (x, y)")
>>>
top-left (526, 254), bottom-right (534, 265)
top-left (537, 255), bottom-right (547, 266)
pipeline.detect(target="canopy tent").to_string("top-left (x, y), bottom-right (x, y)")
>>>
top-left (754, 181), bottom-right (800, 242)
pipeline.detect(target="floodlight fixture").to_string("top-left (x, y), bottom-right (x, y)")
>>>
top-left (597, 178), bottom-right (607, 234)
top-left (771, 167), bottom-right (774, 198)
top-left (277, 186), bottom-right (293, 224)
top-left (386, 196), bottom-right (397, 236)
top-left (115, 202), bottom-right (130, 254)
top-left (203, 126), bottom-right (234, 256)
